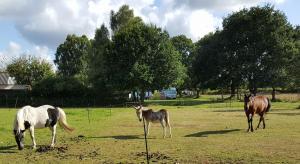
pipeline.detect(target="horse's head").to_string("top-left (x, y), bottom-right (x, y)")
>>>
top-left (133, 105), bottom-right (143, 122)
top-left (244, 94), bottom-right (253, 112)
top-left (13, 129), bottom-right (25, 150)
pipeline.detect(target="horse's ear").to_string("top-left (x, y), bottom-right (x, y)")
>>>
top-left (132, 105), bottom-right (141, 110)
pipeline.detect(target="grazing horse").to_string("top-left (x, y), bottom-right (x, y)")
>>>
top-left (244, 94), bottom-right (271, 132)
top-left (13, 105), bottom-right (74, 150)
top-left (133, 105), bottom-right (172, 138)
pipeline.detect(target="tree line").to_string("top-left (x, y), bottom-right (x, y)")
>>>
top-left (6, 4), bottom-right (300, 105)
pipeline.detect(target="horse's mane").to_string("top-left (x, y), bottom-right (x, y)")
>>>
top-left (140, 106), bottom-right (153, 112)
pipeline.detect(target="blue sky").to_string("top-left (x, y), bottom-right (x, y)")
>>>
top-left (0, 0), bottom-right (299, 69)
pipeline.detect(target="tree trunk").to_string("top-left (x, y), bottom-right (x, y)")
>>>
top-left (196, 89), bottom-right (200, 98)
top-left (221, 88), bottom-right (224, 101)
top-left (272, 87), bottom-right (276, 101)
top-left (140, 89), bottom-right (145, 103)
top-left (230, 82), bottom-right (235, 98)
top-left (249, 79), bottom-right (257, 96)
top-left (253, 87), bottom-right (257, 96)
top-left (132, 90), bottom-right (137, 102)
top-left (177, 88), bottom-right (182, 97)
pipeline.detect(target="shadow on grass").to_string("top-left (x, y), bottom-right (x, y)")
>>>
top-left (269, 112), bottom-right (300, 116)
top-left (0, 145), bottom-right (17, 153)
top-left (212, 109), bottom-right (242, 112)
top-left (185, 129), bottom-right (241, 137)
top-left (88, 135), bottom-right (143, 140)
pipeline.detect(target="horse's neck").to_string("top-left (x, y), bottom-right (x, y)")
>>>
top-left (142, 109), bottom-right (153, 118)
top-left (15, 110), bottom-right (26, 130)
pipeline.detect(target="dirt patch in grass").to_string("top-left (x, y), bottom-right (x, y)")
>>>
top-left (70, 135), bottom-right (87, 143)
top-left (135, 151), bottom-right (176, 163)
top-left (77, 148), bottom-right (101, 160)
top-left (36, 145), bottom-right (68, 153)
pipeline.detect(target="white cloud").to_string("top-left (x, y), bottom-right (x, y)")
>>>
top-left (0, 41), bottom-right (22, 70)
top-left (0, 42), bottom-right (54, 70)
top-left (0, 0), bottom-right (287, 50)
top-left (189, 10), bottom-right (222, 41)
top-left (0, 42), bottom-right (22, 62)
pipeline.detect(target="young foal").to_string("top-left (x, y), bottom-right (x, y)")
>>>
top-left (13, 105), bottom-right (74, 150)
top-left (244, 94), bottom-right (271, 132)
top-left (133, 105), bottom-right (172, 138)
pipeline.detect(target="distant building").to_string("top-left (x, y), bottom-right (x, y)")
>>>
top-left (0, 72), bottom-right (30, 90)
top-left (160, 87), bottom-right (177, 99)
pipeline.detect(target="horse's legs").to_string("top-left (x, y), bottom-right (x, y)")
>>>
top-left (249, 114), bottom-right (254, 132)
top-left (262, 116), bottom-right (266, 129)
top-left (160, 120), bottom-right (166, 138)
top-left (29, 127), bottom-right (36, 149)
top-left (256, 116), bottom-right (263, 130)
top-left (50, 125), bottom-right (57, 148)
top-left (166, 120), bottom-right (172, 138)
top-left (247, 115), bottom-right (251, 132)
top-left (146, 121), bottom-right (150, 136)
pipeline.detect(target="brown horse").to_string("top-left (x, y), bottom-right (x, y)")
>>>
top-left (133, 105), bottom-right (172, 138)
top-left (244, 94), bottom-right (271, 132)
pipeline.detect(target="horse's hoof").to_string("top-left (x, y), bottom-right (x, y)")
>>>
top-left (32, 146), bottom-right (36, 149)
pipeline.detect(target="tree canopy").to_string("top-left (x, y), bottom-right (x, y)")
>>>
top-left (110, 5), bottom-right (135, 34)
top-left (109, 20), bottom-right (185, 101)
top-left (6, 56), bottom-right (54, 86)
top-left (54, 34), bottom-right (91, 84)
top-left (192, 5), bottom-right (297, 98)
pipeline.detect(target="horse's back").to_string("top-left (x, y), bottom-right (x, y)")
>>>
top-left (252, 96), bottom-right (270, 113)
top-left (159, 109), bottom-right (168, 114)
top-left (36, 105), bottom-right (55, 110)
top-left (18, 105), bottom-right (57, 129)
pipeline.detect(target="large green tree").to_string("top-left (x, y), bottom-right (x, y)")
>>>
top-left (222, 5), bottom-right (295, 96)
top-left (171, 35), bottom-right (194, 95)
top-left (287, 26), bottom-right (300, 90)
top-left (192, 31), bottom-right (227, 97)
top-left (109, 20), bottom-right (185, 102)
top-left (6, 56), bottom-right (54, 86)
top-left (171, 35), bottom-right (194, 67)
top-left (54, 34), bottom-right (91, 84)
top-left (88, 24), bottom-right (111, 91)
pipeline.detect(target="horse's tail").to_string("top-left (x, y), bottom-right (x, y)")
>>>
top-left (57, 107), bottom-right (74, 132)
top-left (266, 97), bottom-right (271, 113)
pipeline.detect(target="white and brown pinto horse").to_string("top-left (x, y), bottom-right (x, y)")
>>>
top-left (13, 105), bottom-right (74, 150)
top-left (244, 94), bottom-right (271, 132)
top-left (133, 105), bottom-right (172, 138)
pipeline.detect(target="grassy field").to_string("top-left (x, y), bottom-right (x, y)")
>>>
top-left (0, 95), bottom-right (300, 163)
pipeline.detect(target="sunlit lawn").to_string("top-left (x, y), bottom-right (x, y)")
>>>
top-left (0, 95), bottom-right (300, 163)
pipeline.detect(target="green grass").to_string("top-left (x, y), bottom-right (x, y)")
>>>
top-left (0, 95), bottom-right (300, 163)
